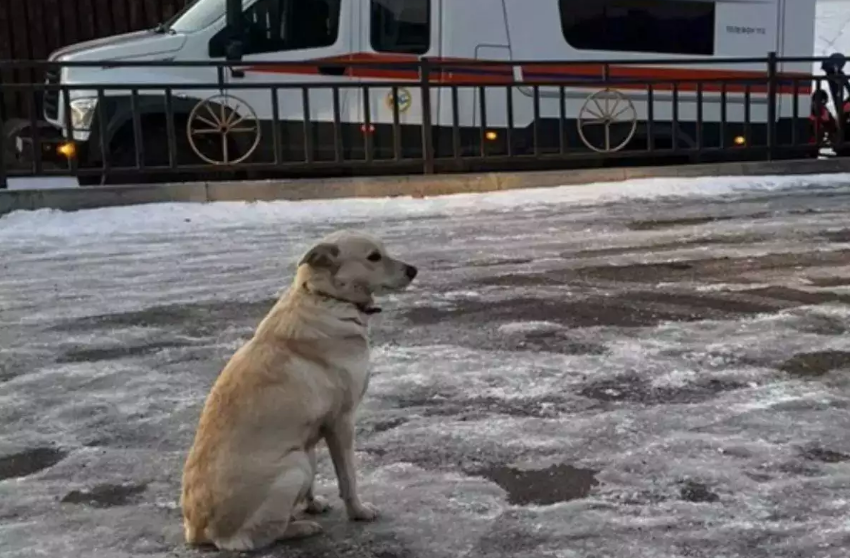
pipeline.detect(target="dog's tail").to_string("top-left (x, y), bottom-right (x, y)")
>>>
top-left (183, 511), bottom-right (213, 546)
top-left (180, 491), bottom-right (212, 546)
top-left (184, 523), bottom-right (209, 545)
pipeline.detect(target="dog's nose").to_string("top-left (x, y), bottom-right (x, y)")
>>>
top-left (405, 265), bottom-right (418, 279)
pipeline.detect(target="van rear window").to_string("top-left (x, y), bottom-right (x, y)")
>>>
top-left (559, 0), bottom-right (716, 56)
top-left (371, 0), bottom-right (431, 55)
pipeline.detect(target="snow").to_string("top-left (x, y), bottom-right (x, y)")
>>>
top-left (2, 171), bottom-right (850, 557)
top-left (4, 173), bottom-right (850, 240)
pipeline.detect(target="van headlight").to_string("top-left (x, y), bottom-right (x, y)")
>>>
top-left (69, 98), bottom-right (98, 131)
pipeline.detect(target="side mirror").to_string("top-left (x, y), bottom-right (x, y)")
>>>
top-left (208, 24), bottom-right (243, 60)
top-left (225, 39), bottom-right (245, 78)
top-left (225, 39), bottom-right (243, 62)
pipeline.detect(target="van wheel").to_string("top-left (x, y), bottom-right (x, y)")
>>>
top-left (83, 117), bottom-right (239, 186)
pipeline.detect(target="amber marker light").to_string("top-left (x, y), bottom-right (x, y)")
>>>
top-left (57, 142), bottom-right (76, 159)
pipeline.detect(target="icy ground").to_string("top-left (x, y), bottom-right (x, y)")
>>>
top-left (2, 175), bottom-right (850, 557)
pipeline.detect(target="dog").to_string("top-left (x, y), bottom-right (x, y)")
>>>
top-left (180, 230), bottom-right (417, 552)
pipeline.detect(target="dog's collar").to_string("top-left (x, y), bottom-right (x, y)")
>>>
top-left (302, 282), bottom-right (382, 316)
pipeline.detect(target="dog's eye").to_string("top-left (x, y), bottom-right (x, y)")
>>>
top-left (367, 251), bottom-right (382, 262)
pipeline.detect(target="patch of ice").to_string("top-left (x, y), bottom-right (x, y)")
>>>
top-left (497, 321), bottom-right (565, 335)
top-left (153, 498), bottom-right (180, 510)
top-left (695, 282), bottom-right (773, 292)
top-left (649, 368), bottom-right (699, 389)
top-left (438, 290), bottom-right (483, 301)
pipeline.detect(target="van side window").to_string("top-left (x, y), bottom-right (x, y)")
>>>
top-left (209, 0), bottom-right (340, 57)
top-left (370, 0), bottom-right (430, 55)
top-left (559, 0), bottom-right (715, 56)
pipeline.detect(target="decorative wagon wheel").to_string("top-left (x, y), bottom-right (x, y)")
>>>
top-left (577, 89), bottom-right (638, 153)
top-left (186, 94), bottom-right (261, 165)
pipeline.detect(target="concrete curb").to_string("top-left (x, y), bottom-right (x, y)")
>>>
top-left (3, 157), bottom-right (850, 216)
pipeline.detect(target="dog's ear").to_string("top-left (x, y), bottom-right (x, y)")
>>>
top-left (298, 243), bottom-right (340, 271)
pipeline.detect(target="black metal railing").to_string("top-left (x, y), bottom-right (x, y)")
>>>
top-left (0, 54), bottom-right (844, 188)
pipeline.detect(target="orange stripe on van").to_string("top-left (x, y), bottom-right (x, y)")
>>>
top-left (241, 52), bottom-right (812, 95)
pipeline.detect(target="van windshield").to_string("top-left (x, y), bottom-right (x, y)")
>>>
top-left (166, 0), bottom-right (231, 33)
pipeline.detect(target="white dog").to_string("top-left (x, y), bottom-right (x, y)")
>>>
top-left (180, 230), bottom-right (417, 551)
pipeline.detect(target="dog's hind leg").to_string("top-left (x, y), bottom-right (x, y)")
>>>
top-left (213, 451), bottom-right (321, 552)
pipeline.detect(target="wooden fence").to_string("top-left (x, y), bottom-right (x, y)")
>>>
top-left (0, 0), bottom-right (191, 121)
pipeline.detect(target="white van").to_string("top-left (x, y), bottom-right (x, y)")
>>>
top-left (37, 0), bottom-right (818, 182)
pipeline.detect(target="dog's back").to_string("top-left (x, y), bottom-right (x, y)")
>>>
top-left (181, 339), bottom-right (309, 545)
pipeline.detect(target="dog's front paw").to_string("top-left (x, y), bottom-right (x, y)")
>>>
top-left (283, 520), bottom-right (324, 540)
top-left (346, 501), bottom-right (379, 522)
top-left (305, 495), bottom-right (331, 515)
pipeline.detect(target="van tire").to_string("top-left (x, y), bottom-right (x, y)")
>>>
top-left (82, 115), bottom-right (239, 186)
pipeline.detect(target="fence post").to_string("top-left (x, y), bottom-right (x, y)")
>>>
top-left (0, 83), bottom-right (7, 190)
top-left (766, 51), bottom-right (778, 161)
top-left (420, 57), bottom-right (434, 174)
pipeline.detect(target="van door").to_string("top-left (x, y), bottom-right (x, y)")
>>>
top-left (713, 0), bottom-right (779, 59)
top-left (360, 0), bottom-right (437, 160)
top-left (713, 0), bottom-right (781, 128)
top-left (208, 0), bottom-right (360, 164)
top-left (776, 0), bottom-right (818, 124)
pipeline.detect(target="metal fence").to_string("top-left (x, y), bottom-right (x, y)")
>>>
top-left (0, 55), bottom-right (842, 187)
top-left (0, 0), bottom-right (190, 120)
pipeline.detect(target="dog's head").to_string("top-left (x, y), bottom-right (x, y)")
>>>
top-left (296, 230), bottom-right (417, 309)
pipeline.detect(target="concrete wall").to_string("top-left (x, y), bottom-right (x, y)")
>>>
top-left (4, 158), bottom-right (850, 216)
